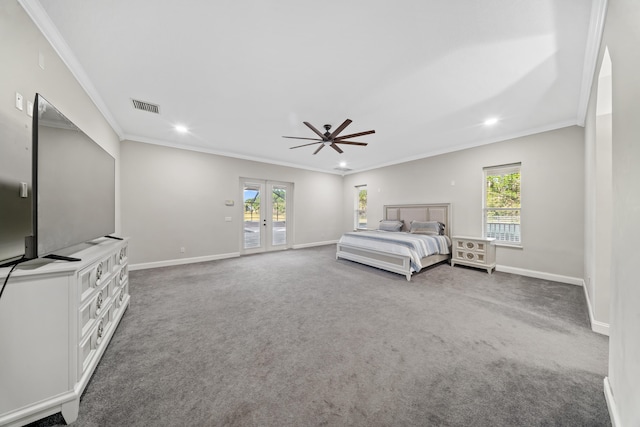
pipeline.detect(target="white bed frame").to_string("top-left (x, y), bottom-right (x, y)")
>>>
top-left (336, 203), bottom-right (452, 281)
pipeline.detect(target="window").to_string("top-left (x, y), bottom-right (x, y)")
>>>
top-left (355, 185), bottom-right (367, 229)
top-left (483, 163), bottom-right (521, 244)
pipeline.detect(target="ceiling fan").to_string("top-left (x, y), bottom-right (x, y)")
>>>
top-left (283, 119), bottom-right (375, 155)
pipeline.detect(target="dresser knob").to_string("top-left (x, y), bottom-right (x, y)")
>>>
top-left (93, 262), bottom-right (103, 287)
top-left (96, 320), bottom-right (104, 345)
top-left (96, 291), bottom-right (104, 314)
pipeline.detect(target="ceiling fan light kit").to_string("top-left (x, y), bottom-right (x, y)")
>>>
top-left (283, 119), bottom-right (375, 155)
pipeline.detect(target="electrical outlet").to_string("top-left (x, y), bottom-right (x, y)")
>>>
top-left (180, 247), bottom-right (186, 253)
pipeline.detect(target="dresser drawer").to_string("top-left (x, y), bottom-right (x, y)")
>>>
top-left (79, 304), bottom-right (114, 376)
top-left (117, 264), bottom-right (128, 286)
top-left (79, 283), bottom-right (114, 339)
top-left (79, 256), bottom-right (113, 302)
top-left (117, 245), bottom-right (128, 266)
top-left (113, 284), bottom-right (129, 316)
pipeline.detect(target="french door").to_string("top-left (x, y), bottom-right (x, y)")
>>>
top-left (241, 179), bottom-right (292, 254)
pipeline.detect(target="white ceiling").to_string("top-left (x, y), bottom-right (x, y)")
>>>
top-left (24, 0), bottom-right (604, 174)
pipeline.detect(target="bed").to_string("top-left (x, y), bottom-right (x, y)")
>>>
top-left (336, 203), bottom-right (452, 281)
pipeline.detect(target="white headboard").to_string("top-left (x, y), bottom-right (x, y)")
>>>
top-left (383, 203), bottom-right (452, 238)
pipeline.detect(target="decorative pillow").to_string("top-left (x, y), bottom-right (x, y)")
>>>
top-left (378, 220), bottom-right (404, 232)
top-left (410, 220), bottom-right (445, 235)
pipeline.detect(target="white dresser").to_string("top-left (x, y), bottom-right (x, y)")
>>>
top-left (451, 236), bottom-right (496, 274)
top-left (0, 237), bottom-right (129, 426)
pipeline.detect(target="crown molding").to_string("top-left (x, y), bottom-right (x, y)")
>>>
top-left (347, 119), bottom-right (578, 175)
top-left (576, 0), bottom-right (609, 126)
top-left (18, 0), bottom-right (124, 138)
top-left (122, 133), bottom-right (345, 176)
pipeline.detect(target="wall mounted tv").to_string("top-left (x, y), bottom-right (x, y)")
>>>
top-left (26, 94), bottom-right (116, 261)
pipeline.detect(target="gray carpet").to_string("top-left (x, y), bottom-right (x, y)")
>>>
top-left (30, 245), bottom-right (610, 426)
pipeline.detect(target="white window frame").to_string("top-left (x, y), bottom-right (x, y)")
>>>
top-left (483, 163), bottom-right (522, 246)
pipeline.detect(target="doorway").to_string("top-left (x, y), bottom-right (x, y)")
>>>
top-left (241, 179), bottom-right (292, 254)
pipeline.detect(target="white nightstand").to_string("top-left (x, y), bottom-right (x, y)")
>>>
top-left (451, 236), bottom-right (496, 274)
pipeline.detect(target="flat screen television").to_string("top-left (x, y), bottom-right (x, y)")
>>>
top-left (26, 93), bottom-right (116, 261)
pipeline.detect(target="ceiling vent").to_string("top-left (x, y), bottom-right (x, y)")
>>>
top-left (131, 99), bottom-right (160, 114)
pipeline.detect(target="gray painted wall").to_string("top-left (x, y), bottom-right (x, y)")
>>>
top-left (597, 0), bottom-right (640, 424)
top-left (342, 126), bottom-right (585, 279)
top-left (584, 46), bottom-right (613, 334)
top-left (0, 0), bottom-right (121, 264)
top-left (120, 140), bottom-right (344, 265)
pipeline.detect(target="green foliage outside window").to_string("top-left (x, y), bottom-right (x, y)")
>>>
top-left (272, 188), bottom-right (286, 221)
top-left (244, 188), bottom-right (286, 221)
top-left (357, 187), bottom-right (367, 228)
top-left (486, 172), bottom-right (520, 208)
top-left (358, 189), bottom-right (367, 211)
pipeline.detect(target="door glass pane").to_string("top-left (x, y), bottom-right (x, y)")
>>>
top-left (272, 185), bottom-right (286, 246)
top-left (243, 184), bottom-right (261, 249)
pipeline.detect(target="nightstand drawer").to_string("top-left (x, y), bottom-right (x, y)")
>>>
top-left (457, 239), bottom-right (489, 253)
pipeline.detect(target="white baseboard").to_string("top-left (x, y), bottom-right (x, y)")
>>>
top-left (130, 252), bottom-right (240, 271)
top-left (292, 240), bottom-right (338, 249)
top-left (129, 241), bottom-right (339, 271)
top-left (495, 265), bottom-right (584, 286)
top-left (496, 265), bottom-right (610, 335)
top-left (581, 278), bottom-right (610, 336)
top-left (604, 377), bottom-right (621, 427)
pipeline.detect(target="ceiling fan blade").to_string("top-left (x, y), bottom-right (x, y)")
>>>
top-left (282, 136), bottom-right (323, 141)
top-left (289, 141), bottom-right (323, 149)
top-left (334, 141), bottom-right (368, 146)
top-left (334, 130), bottom-right (375, 141)
top-left (313, 144), bottom-right (325, 155)
top-left (328, 119), bottom-right (352, 140)
top-left (304, 122), bottom-right (327, 140)
top-left (330, 143), bottom-right (344, 153)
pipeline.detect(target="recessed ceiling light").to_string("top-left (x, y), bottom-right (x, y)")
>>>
top-left (484, 117), bottom-right (499, 126)
top-left (339, 161), bottom-right (347, 168)
top-left (175, 124), bottom-right (188, 133)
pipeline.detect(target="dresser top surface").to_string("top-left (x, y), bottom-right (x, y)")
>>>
top-left (0, 237), bottom-right (129, 279)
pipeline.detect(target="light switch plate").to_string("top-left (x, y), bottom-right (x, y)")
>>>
top-left (16, 92), bottom-right (24, 111)
top-left (20, 182), bottom-right (28, 198)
